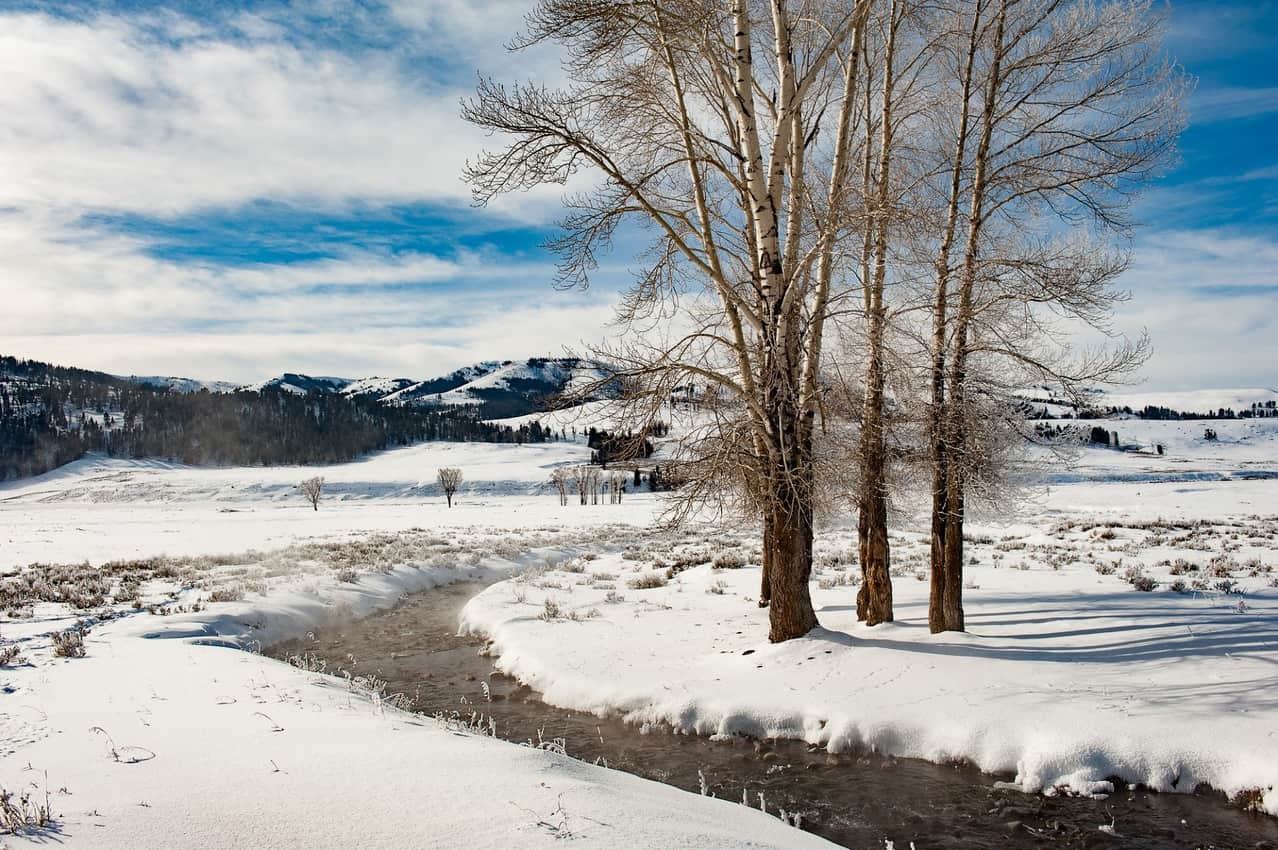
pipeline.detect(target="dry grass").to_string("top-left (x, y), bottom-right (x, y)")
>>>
top-left (0, 783), bottom-right (54, 836)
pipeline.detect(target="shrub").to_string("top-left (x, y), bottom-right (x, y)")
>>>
top-left (207, 586), bottom-right (244, 603)
top-left (51, 627), bottom-right (87, 658)
top-left (817, 571), bottom-right (857, 590)
top-left (712, 552), bottom-right (748, 570)
top-left (603, 590), bottom-right (626, 604)
top-left (539, 598), bottom-right (564, 621)
top-left (1121, 566), bottom-right (1157, 592)
top-left (0, 644), bottom-right (25, 667)
top-left (1131, 575), bottom-right (1158, 592)
top-left (627, 573), bottom-right (668, 590)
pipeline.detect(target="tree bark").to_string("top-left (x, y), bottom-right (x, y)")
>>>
top-left (765, 434), bottom-right (818, 642)
top-left (759, 509), bottom-right (774, 608)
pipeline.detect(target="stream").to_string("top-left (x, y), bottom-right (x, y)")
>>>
top-left (266, 581), bottom-right (1278, 850)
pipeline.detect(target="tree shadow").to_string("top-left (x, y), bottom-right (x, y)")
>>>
top-left (812, 591), bottom-right (1278, 667)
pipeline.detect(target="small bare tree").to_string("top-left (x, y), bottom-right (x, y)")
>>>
top-left (300, 476), bottom-right (324, 512)
top-left (573, 465), bottom-right (591, 506)
top-left (551, 467), bottom-right (571, 506)
top-left (437, 467), bottom-right (463, 508)
top-left (589, 467), bottom-right (602, 506)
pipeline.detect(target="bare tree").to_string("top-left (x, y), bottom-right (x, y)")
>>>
top-left (437, 467), bottom-right (463, 508)
top-left (465, 0), bottom-right (874, 642)
top-left (299, 476), bottom-right (324, 512)
top-left (551, 467), bottom-right (571, 506)
top-left (573, 465), bottom-right (591, 506)
top-left (920, 0), bottom-right (1185, 631)
top-left (589, 467), bottom-right (602, 506)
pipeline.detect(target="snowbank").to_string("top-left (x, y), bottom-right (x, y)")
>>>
top-left (461, 513), bottom-right (1278, 815)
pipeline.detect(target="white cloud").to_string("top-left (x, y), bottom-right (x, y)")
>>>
top-left (1110, 228), bottom-right (1278, 390)
top-left (0, 12), bottom-right (481, 215)
top-left (0, 4), bottom-right (610, 380)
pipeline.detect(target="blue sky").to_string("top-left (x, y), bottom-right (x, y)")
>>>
top-left (0, 0), bottom-right (1273, 388)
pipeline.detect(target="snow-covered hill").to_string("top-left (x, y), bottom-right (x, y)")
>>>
top-left (125, 375), bottom-right (241, 394)
top-left (1017, 385), bottom-right (1278, 418)
top-left (227, 358), bottom-right (607, 416)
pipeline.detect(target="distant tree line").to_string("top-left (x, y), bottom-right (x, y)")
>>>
top-left (1023, 397), bottom-right (1278, 422)
top-left (0, 356), bottom-right (557, 481)
top-left (586, 427), bottom-right (656, 466)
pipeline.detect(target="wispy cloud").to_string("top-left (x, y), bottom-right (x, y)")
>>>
top-left (1190, 85), bottom-right (1278, 123)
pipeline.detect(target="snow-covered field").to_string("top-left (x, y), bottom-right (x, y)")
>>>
top-left (2, 416), bottom-right (1277, 846)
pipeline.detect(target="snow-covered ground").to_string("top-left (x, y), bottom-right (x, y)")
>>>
top-left (459, 418), bottom-right (1278, 816)
top-left (0, 440), bottom-right (643, 567)
top-left (0, 552), bottom-right (835, 849)
top-left (2, 415), bottom-right (1277, 847)
top-left (0, 457), bottom-right (825, 847)
top-left (462, 503), bottom-right (1278, 814)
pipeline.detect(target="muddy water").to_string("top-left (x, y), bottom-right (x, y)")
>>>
top-left (267, 583), bottom-right (1278, 850)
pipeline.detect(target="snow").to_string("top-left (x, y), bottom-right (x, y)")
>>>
top-left (124, 375), bottom-right (241, 394)
top-left (453, 421), bottom-right (1278, 815)
top-left (1029, 417), bottom-right (1278, 483)
top-left (239, 374), bottom-right (354, 395)
top-left (0, 440), bottom-right (592, 507)
top-left (1016, 386), bottom-right (1278, 417)
top-left (0, 440), bottom-right (657, 569)
top-left (460, 526), bottom-right (1278, 812)
top-left (0, 554), bottom-right (836, 849)
top-left (1098, 387), bottom-right (1278, 414)
top-left (338, 375), bottom-right (417, 398)
top-left (3, 412), bottom-right (1278, 848)
top-left (429, 359), bottom-right (598, 407)
top-left (0, 439), bottom-right (829, 848)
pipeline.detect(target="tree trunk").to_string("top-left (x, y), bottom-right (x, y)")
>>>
top-left (856, 445), bottom-right (894, 625)
top-left (759, 509), bottom-right (774, 608)
top-left (446, 493), bottom-right (453, 508)
top-left (941, 473), bottom-right (965, 631)
top-left (927, 442), bottom-right (948, 632)
top-left (765, 456), bottom-right (818, 642)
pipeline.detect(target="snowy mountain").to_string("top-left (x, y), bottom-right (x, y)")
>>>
top-left (239, 373), bottom-right (355, 395)
top-left (126, 375), bottom-right (241, 394)
top-left (234, 358), bottom-right (608, 418)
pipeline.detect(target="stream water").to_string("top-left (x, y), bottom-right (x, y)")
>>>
top-left (266, 582), bottom-right (1278, 850)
